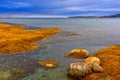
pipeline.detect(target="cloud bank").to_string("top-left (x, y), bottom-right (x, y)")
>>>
top-left (0, 0), bottom-right (120, 17)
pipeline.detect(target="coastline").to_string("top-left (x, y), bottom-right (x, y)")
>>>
top-left (83, 44), bottom-right (120, 80)
top-left (0, 23), bottom-right (61, 54)
top-left (0, 21), bottom-right (119, 80)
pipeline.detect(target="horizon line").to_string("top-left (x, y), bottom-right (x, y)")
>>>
top-left (0, 13), bottom-right (120, 18)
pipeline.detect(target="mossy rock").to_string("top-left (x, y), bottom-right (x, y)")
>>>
top-left (66, 49), bottom-right (89, 58)
top-left (85, 57), bottom-right (100, 65)
top-left (68, 62), bottom-right (103, 80)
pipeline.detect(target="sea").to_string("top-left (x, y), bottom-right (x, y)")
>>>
top-left (0, 18), bottom-right (120, 80)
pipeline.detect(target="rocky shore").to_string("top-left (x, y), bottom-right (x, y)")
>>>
top-left (91, 44), bottom-right (120, 80)
top-left (0, 23), bottom-right (119, 80)
top-left (67, 45), bottom-right (120, 80)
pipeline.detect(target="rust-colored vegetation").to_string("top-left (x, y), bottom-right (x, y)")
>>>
top-left (0, 23), bottom-right (60, 53)
top-left (84, 44), bottom-right (120, 80)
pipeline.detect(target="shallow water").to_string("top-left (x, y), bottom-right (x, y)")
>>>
top-left (0, 18), bottom-right (120, 80)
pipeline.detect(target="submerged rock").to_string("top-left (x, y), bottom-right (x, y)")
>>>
top-left (38, 60), bottom-right (58, 68)
top-left (0, 71), bottom-right (11, 80)
top-left (12, 69), bottom-right (27, 76)
top-left (66, 49), bottom-right (89, 58)
top-left (68, 32), bottom-right (78, 36)
top-left (67, 62), bottom-right (103, 79)
top-left (85, 57), bottom-right (100, 65)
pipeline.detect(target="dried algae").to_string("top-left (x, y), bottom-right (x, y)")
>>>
top-left (0, 23), bottom-right (60, 53)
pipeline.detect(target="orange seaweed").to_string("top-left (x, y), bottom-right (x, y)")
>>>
top-left (38, 60), bottom-right (58, 68)
top-left (0, 23), bottom-right (60, 53)
top-left (83, 44), bottom-right (120, 80)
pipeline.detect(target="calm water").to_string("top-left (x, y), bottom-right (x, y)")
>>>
top-left (0, 18), bottom-right (120, 80)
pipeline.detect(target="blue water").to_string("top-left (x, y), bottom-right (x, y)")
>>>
top-left (0, 18), bottom-right (120, 80)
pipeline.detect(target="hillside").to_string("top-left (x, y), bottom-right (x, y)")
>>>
top-left (68, 14), bottom-right (120, 18)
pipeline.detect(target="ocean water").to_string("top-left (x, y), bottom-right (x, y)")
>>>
top-left (0, 18), bottom-right (120, 80)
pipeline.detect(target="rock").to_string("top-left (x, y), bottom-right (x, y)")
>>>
top-left (67, 62), bottom-right (103, 79)
top-left (85, 57), bottom-right (100, 65)
top-left (38, 60), bottom-right (58, 68)
top-left (70, 62), bottom-right (88, 72)
top-left (12, 69), bottom-right (27, 76)
top-left (68, 32), bottom-right (78, 36)
top-left (68, 62), bottom-right (89, 79)
top-left (92, 63), bottom-right (103, 73)
top-left (66, 49), bottom-right (89, 58)
top-left (68, 68), bottom-right (84, 79)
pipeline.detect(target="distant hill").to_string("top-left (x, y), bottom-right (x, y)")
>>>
top-left (99, 14), bottom-right (120, 18)
top-left (68, 14), bottom-right (120, 18)
top-left (68, 16), bottom-right (99, 18)
top-left (1, 14), bottom-right (120, 19)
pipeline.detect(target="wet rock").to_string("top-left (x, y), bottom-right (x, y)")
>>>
top-left (85, 57), bottom-right (100, 65)
top-left (68, 32), bottom-right (78, 36)
top-left (92, 63), bottom-right (103, 73)
top-left (66, 49), bottom-right (89, 58)
top-left (68, 62), bottom-right (90, 79)
top-left (38, 60), bottom-right (58, 68)
top-left (67, 62), bottom-right (103, 79)
top-left (12, 69), bottom-right (27, 76)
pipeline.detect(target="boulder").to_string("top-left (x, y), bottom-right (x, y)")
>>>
top-left (66, 49), bottom-right (89, 58)
top-left (68, 62), bottom-right (89, 79)
top-left (38, 60), bottom-right (58, 68)
top-left (92, 63), bottom-right (103, 73)
top-left (85, 57), bottom-right (100, 65)
top-left (67, 62), bottom-right (103, 79)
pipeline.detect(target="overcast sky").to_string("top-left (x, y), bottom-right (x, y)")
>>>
top-left (0, 0), bottom-right (120, 17)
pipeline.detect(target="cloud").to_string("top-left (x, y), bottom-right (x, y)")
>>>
top-left (9, 2), bottom-right (31, 8)
top-left (0, 0), bottom-right (120, 16)
top-left (65, 7), bottom-right (83, 11)
top-left (0, 13), bottom-right (67, 18)
top-left (0, 1), bottom-right (31, 9)
top-left (64, 7), bottom-right (120, 11)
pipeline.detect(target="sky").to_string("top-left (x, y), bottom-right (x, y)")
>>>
top-left (0, 0), bottom-right (120, 17)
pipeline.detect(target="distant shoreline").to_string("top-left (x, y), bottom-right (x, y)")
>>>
top-left (68, 14), bottom-right (120, 18)
top-left (0, 14), bottom-right (120, 19)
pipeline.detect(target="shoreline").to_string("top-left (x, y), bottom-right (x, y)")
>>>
top-left (0, 22), bottom-right (119, 80)
top-left (82, 44), bottom-right (120, 80)
top-left (0, 23), bottom-right (61, 54)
